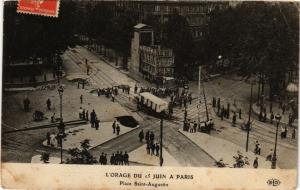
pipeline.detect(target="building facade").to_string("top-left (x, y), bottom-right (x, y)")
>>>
top-left (140, 45), bottom-right (174, 82)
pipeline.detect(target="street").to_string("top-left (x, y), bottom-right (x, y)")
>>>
top-left (2, 46), bottom-right (297, 169)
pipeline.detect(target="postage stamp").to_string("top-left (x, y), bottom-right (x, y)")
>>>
top-left (17, 0), bottom-right (60, 17)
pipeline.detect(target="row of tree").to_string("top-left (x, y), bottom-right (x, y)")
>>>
top-left (204, 2), bottom-right (298, 98)
top-left (3, 1), bottom-right (77, 68)
top-left (4, 1), bottom-right (298, 96)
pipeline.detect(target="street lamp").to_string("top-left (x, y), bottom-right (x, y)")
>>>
top-left (57, 85), bottom-right (64, 164)
top-left (271, 114), bottom-right (281, 169)
top-left (246, 81), bottom-right (255, 152)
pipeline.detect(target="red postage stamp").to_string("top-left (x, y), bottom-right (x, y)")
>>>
top-left (17, 0), bottom-right (60, 17)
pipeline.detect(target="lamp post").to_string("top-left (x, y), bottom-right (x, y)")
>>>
top-left (160, 112), bottom-right (164, 167)
top-left (246, 81), bottom-right (255, 152)
top-left (57, 85), bottom-right (64, 163)
top-left (271, 114), bottom-right (281, 169)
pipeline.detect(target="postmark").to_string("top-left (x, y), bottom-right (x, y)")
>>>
top-left (17, 0), bottom-right (60, 17)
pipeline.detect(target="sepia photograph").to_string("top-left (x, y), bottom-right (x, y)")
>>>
top-left (1, 0), bottom-right (299, 189)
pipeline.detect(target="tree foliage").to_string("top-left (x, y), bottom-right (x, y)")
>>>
top-left (3, 1), bottom-right (77, 65)
top-left (205, 2), bottom-right (298, 95)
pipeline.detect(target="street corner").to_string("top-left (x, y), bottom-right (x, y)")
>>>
top-left (42, 121), bottom-right (138, 150)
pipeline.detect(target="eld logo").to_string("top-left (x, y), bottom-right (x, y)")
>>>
top-left (267, 178), bottom-right (281, 186)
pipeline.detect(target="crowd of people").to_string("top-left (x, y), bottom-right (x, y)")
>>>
top-left (138, 129), bottom-right (161, 157)
top-left (99, 151), bottom-right (129, 165)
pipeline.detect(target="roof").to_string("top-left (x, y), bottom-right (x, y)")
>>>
top-left (140, 92), bottom-right (168, 106)
top-left (134, 23), bottom-right (153, 30)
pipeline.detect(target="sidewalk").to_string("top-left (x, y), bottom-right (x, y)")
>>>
top-left (252, 102), bottom-right (298, 128)
top-left (42, 122), bottom-right (139, 150)
top-left (179, 129), bottom-right (274, 169)
top-left (129, 144), bottom-right (180, 167)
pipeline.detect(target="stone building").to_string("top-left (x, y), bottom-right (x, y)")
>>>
top-left (130, 23), bottom-right (174, 82)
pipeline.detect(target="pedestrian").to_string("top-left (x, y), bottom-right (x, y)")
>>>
top-left (155, 143), bottom-right (160, 156)
top-left (288, 113), bottom-right (293, 127)
top-left (112, 121), bottom-right (116, 134)
top-left (110, 153), bottom-right (115, 165)
top-left (253, 157), bottom-right (258, 168)
top-left (221, 106), bottom-right (224, 120)
top-left (85, 110), bottom-right (89, 121)
top-left (119, 151), bottom-right (124, 165)
top-left (134, 85), bottom-right (137, 94)
top-left (139, 129), bottom-right (144, 142)
top-left (23, 98), bottom-right (30, 112)
top-left (193, 122), bottom-right (197, 133)
top-left (259, 111), bottom-right (263, 121)
top-left (111, 93), bottom-right (115, 102)
top-left (254, 140), bottom-right (261, 155)
top-left (227, 103), bottom-right (230, 119)
top-left (46, 98), bottom-right (51, 110)
top-left (146, 143), bottom-right (151, 154)
top-left (270, 112), bottom-right (274, 124)
top-left (266, 149), bottom-right (273, 161)
top-left (80, 95), bottom-right (83, 104)
top-left (282, 104), bottom-right (286, 114)
top-left (79, 107), bottom-right (83, 119)
top-left (217, 98), bottom-right (221, 110)
top-left (103, 154), bottom-right (107, 165)
top-left (97, 89), bottom-right (100, 96)
top-left (238, 108), bottom-right (242, 119)
top-left (151, 143), bottom-right (155, 156)
top-left (115, 151), bottom-right (120, 165)
top-left (46, 132), bottom-right (51, 145)
top-left (124, 151), bottom-right (129, 165)
top-left (50, 132), bottom-right (56, 147)
top-left (95, 117), bottom-right (100, 130)
top-left (292, 128), bottom-right (296, 139)
top-left (212, 97), bottom-right (216, 107)
top-left (232, 112), bottom-right (236, 125)
top-left (90, 109), bottom-right (96, 128)
top-left (263, 112), bottom-right (267, 122)
top-left (51, 113), bottom-right (56, 123)
top-left (149, 132), bottom-right (155, 144)
top-left (99, 152), bottom-right (105, 165)
top-left (82, 109), bottom-right (86, 120)
top-left (116, 124), bottom-right (120, 135)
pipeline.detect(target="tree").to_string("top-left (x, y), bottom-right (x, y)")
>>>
top-left (204, 2), bottom-right (298, 98)
top-left (162, 12), bottom-right (196, 78)
top-left (66, 139), bottom-right (96, 164)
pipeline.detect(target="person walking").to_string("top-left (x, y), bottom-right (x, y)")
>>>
top-left (101, 154), bottom-right (107, 165)
top-left (115, 151), bottom-right (120, 165)
top-left (232, 112), bottom-right (236, 125)
top-left (85, 110), bottom-right (89, 121)
top-left (146, 143), bottom-right (151, 154)
top-left (119, 151), bottom-right (124, 165)
top-left (46, 98), bottom-right (51, 110)
top-left (145, 130), bottom-right (150, 143)
top-left (116, 124), bottom-right (120, 135)
top-left (111, 93), bottom-right (115, 102)
top-left (99, 152), bottom-right (105, 165)
top-left (270, 112), bottom-right (274, 124)
top-left (238, 108), bottom-right (242, 119)
top-left (253, 157), bottom-right (258, 168)
top-left (266, 149), bottom-right (273, 161)
top-left (46, 132), bottom-right (51, 145)
top-left (139, 129), bottom-right (144, 142)
top-left (112, 121), bottom-right (116, 134)
top-left (155, 143), bottom-right (160, 156)
top-left (95, 117), bottom-right (100, 130)
top-left (90, 109), bottom-right (96, 128)
top-left (80, 95), bottom-right (83, 104)
top-left (124, 151), bottom-right (129, 166)
top-left (151, 143), bottom-right (155, 156)
top-left (110, 153), bottom-right (115, 165)
top-left (82, 109), bottom-right (86, 120)
top-left (149, 132), bottom-right (155, 145)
